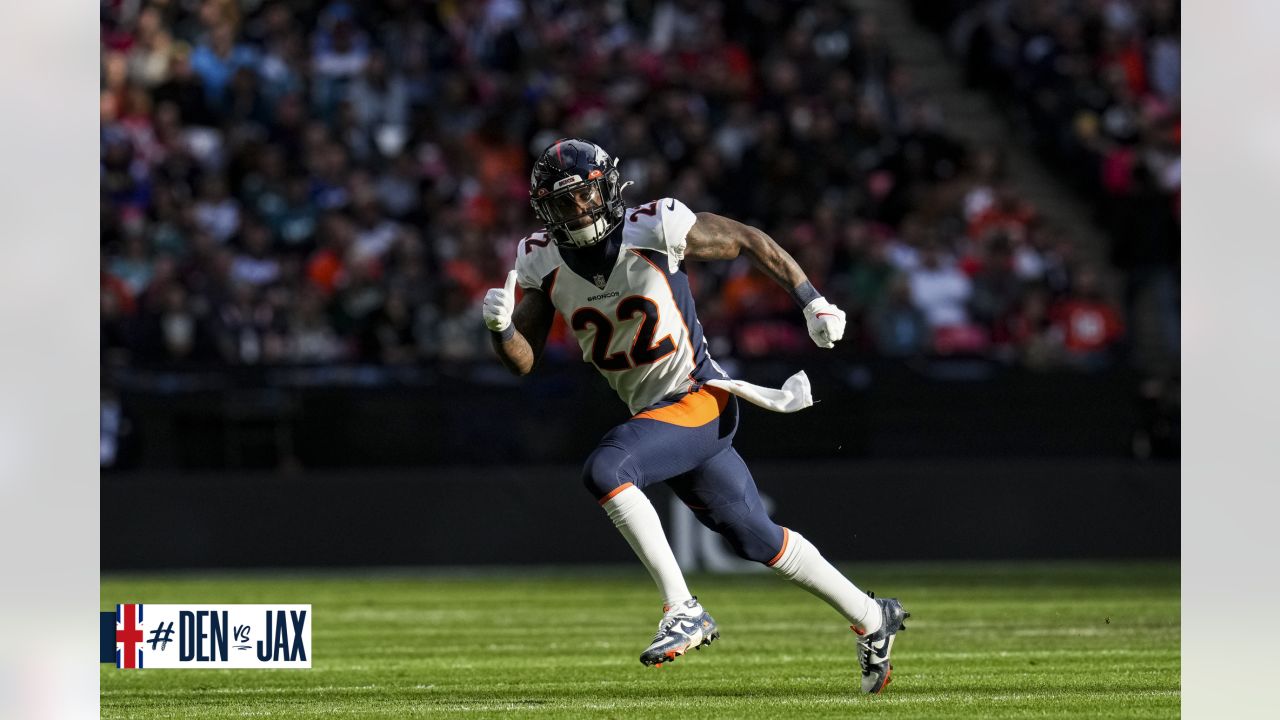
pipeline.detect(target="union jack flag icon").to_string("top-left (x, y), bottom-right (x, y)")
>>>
top-left (115, 604), bottom-right (145, 669)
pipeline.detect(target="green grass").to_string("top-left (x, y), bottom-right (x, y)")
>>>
top-left (101, 562), bottom-right (1179, 718)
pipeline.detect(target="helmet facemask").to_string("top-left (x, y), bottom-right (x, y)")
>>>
top-left (530, 143), bottom-right (626, 249)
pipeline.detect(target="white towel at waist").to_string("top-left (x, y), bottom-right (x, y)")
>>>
top-left (706, 371), bottom-right (813, 413)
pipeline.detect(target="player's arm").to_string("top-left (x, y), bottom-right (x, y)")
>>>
top-left (684, 211), bottom-right (809, 290)
top-left (684, 212), bottom-right (846, 348)
top-left (483, 271), bottom-right (555, 376)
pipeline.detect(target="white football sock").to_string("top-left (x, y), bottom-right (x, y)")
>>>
top-left (600, 483), bottom-right (692, 608)
top-left (769, 528), bottom-right (883, 633)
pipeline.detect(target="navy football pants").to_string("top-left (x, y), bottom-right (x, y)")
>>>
top-left (582, 386), bottom-right (786, 565)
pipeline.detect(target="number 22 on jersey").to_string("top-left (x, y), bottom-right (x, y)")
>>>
top-left (571, 296), bottom-right (676, 371)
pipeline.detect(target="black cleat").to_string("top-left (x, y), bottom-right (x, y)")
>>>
top-left (854, 594), bottom-right (909, 694)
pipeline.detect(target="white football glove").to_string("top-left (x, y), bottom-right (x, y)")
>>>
top-left (802, 297), bottom-right (846, 349)
top-left (482, 270), bottom-right (518, 333)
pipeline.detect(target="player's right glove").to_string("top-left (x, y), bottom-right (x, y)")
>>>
top-left (802, 296), bottom-right (847, 349)
top-left (482, 270), bottom-right (518, 333)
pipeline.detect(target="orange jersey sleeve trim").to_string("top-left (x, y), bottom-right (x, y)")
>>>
top-left (597, 482), bottom-right (635, 505)
top-left (632, 385), bottom-right (729, 428)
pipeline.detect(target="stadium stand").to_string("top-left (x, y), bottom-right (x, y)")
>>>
top-left (909, 0), bottom-right (1179, 367)
top-left (101, 0), bottom-right (1171, 371)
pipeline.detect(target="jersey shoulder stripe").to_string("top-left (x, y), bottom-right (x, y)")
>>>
top-left (630, 246), bottom-right (721, 386)
top-left (514, 231), bottom-right (561, 290)
top-left (621, 197), bottom-right (697, 271)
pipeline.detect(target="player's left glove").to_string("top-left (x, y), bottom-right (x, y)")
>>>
top-left (802, 297), bottom-right (846, 349)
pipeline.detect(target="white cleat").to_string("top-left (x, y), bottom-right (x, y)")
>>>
top-left (639, 597), bottom-right (719, 666)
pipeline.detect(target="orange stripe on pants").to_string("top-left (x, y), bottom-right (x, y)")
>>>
top-left (632, 386), bottom-right (730, 428)
top-left (767, 527), bottom-right (791, 567)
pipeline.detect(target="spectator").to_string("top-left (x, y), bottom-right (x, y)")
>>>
top-left (306, 212), bottom-right (352, 296)
top-left (126, 6), bottom-right (176, 89)
top-left (969, 234), bottom-right (1024, 327)
top-left (311, 9), bottom-right (370, 116)
top-left (217, 281), bottom-right (285, 365)
top-left (287, 286), bottom-right (345, 363)
top-left (908, 242), bottom-right (973, 331)
top-left (1004, 285), bottom-right (1062, 371)
top-left (193, 175), bottom-right (241, 244)
top-left (347, 51), bottom-right (409, 140)
top-left (275, 176), bottom-right (321, 253)
top-left (189, 22), bottom-right (259, 107)
top-left (140, 283), bottom-right (216, 362)
top-left (435, 284), bottom-right (486, 361)
top-left (841, 225), bottom-right (895, 317)
top-left (869, 276), bottom-right (930, 358)
top-left (375, 154), bottom-right (421, 219)
top-left (1049, 266), bottom-right (1124, 369)
top-left (229, 220), bottom-right (282, 288)
top-left (359, 286), bottom-right (418, 365)
top-left (108, 231), bottom-right (155, 297)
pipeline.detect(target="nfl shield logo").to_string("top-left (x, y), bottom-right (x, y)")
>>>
top-left (593, 273), bottom-right (607, 289)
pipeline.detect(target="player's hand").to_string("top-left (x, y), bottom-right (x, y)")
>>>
top-left (483, 270), bottom-right (518, 333)
top-left (802, 297), bottom-right (846, 349)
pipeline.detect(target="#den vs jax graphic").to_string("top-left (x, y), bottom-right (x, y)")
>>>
top-left (101, 604), bottom-right (312, 669)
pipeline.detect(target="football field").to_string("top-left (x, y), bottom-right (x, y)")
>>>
top-left (101, 562), bottom-right (1179, 718)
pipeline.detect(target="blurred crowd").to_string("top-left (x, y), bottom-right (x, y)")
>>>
top-left (913, 0), bottom-right (1180, 365)
top-left (101, 0), bottom-right (1167, 372)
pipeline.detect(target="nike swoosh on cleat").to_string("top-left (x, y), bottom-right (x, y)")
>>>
top-left (667, 199), bottom-right (676, 210)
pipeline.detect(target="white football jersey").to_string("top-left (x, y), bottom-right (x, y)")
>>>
top-left (515, 198), bottom-right (726, 414)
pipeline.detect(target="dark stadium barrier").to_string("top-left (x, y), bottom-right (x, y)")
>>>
top-left (104, 359), bottom-right (1171, 470)
top-left (101, 459), bottom-right (1177, 570)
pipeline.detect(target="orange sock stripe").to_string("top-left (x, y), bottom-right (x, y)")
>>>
top-left (767, 527), bottom-right (791, 567)
top-left (632, 386), bottom-right (729, 427)
top-left (597, 482), bottom-right (635, 505)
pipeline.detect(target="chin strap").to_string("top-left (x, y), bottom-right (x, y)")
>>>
top-left (564, 216), bottom-right (612, 247)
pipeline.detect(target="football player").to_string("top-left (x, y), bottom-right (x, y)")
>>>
top-left (482, 139), bottom-right (908, 693)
